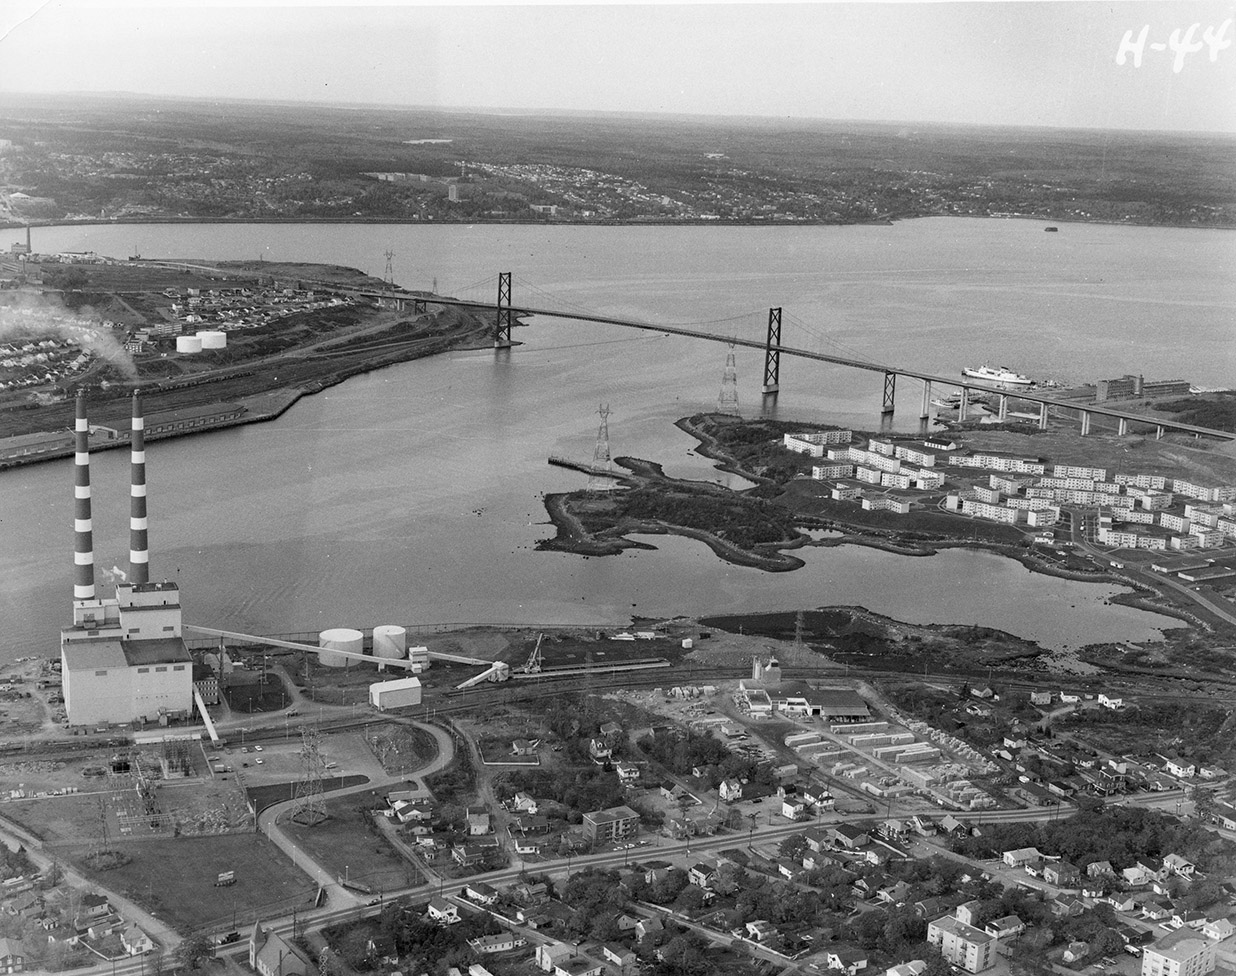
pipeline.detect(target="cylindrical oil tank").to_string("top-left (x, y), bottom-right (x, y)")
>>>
top-left (373, 625), bottom-right (407, 667)
top-left (197, 330), bottom-right (227, 350)
top-left (318, 627), bottom-right (362, 668)
top-left (176, 335), bottom-right (203, 354)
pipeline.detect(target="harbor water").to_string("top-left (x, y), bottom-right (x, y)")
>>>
top-left (3, 217), bottom-right (1232, 661)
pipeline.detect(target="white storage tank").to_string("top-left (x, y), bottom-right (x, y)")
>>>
top-left (197, 330), bottom-right (227, 350)
top-left (318, 628), bottom-right (362, 668)
top-left (176, 335), bottom-right (203, 354)
top-left (373, 625), bottom-right (407, 670)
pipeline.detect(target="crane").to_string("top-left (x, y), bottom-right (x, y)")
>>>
top-left (521, 633), bottom-right (544, 675)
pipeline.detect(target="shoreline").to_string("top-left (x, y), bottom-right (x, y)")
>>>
top-left (541, 414), bottom-right (1205, 633)
top-left (0, 315), bottom-right (494, 473)
top-left (5, 213), bottom-right (1235, 234)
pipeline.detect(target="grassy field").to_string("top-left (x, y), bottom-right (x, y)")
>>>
top-left (63, 833), bottom-right (320, 934)
top-left (283, 790), bottom-right (421, 894)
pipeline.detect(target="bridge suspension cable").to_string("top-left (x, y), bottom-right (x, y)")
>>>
top-left (783, 310), bottom-right (895, 372)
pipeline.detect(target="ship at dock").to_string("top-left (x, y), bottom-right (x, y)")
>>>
top-left (961, 365), bottom-right (1035, 386)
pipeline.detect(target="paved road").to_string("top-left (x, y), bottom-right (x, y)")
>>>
top-left (254, 720), bottom-right (453, 902)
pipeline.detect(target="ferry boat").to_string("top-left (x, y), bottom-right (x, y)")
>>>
top-left (961, 365), bottom-right (1035, 386)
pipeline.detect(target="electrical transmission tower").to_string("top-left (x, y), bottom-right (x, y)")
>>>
top-left (587, 403), bottom-right (614, 495)
top-left (290, 728), bottom-right (329, 826)
top-left (383, 249), bottom-right (395, 291)
top-left (717, 342), bottom-right (741, 416)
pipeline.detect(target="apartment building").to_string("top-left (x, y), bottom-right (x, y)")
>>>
top-left (927, 915), bottom-right (996, 973)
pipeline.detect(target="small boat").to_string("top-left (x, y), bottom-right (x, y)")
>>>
top-left (1044, 226), bottom-right (1059, 232)
top-left (961, 365), bottom-right (1035, 386)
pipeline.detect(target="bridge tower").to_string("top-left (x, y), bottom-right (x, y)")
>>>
top-left (762, 307), bottom-right (782, 395)
top-left (494, 272), bottom-right (513, 347)
top-left (881, 371), bottom-right (896, 415)
top-left (588, 403), bottom-right (614, 495)
top-left (718, 343), bottom-right (740, 416)
top-left (383, 249), bottom-right (395, 290)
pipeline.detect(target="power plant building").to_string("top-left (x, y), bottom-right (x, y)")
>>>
top-left (60, 390), bottom-right (195, 727)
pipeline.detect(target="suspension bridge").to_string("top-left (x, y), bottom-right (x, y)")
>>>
top-left (175, 261), bottom-right (1235, 442)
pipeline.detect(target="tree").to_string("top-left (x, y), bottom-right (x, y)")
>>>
top-left (174, 935), bottom-right (214, 970)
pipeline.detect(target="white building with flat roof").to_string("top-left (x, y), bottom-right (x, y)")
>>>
top-left (1141, 929), bottom-right (1216, 976)
top-left (62, 582), bottom-right (194, 727)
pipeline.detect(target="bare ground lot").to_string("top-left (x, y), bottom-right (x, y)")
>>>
top-left (62, 834), bottom-right (319, 934)
top-left (283, 790), bottom-right (422, 895)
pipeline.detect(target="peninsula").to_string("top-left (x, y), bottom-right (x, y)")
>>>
top-left (541, 412), bottom-right (1236, 633)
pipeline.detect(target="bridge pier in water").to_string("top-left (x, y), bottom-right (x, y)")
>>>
top-left (881, 372), bottom-right (896, 415)
top-left (762, 307), bottom-right (782, 394)
top-left (1080, 410), bottom-right (1092, 436)
top-left (998, 395), bottom-right (1008, 422)
top-left (920, 381), bottom-right (931, 420)
top-left (494, 271), bottom-right (514, 348)
top-left (1118, 418), bottom-right (1129, 436)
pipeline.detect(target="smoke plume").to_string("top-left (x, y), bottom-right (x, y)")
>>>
top-left (0, 291), bottom-right (139, 382)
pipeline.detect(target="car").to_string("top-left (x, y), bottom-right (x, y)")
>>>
top-left (253, 745), bottom-right (263, 752)
top-left (255, 758), bottom-right (263, 765)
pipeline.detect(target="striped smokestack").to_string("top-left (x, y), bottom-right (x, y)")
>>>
top-left (129, 389), bottom-right (149, 584)
top-left (73, 390), bottom-right (95, 600)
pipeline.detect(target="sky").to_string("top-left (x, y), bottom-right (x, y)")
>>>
top-left (0, 0), bottom-right (1233, 133)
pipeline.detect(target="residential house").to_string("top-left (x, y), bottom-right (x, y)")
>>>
top-left (955, 902), bottom-right (982, 927)
top-left (1212, 802), bottom-right (1236, 831)
top-left (467, 810), bottom-right (492, 836)
top-left (886, 963), bottom-right (927, 976)
top-left (1002, 847), bottom-right (1044, 869)
top-left (120, 925), bottom-right (153, 956)
top-left (1098, 694), bottom-right (1124, 709)
top-left (0, 939), bottom-right (24, 975)
top-left (984, 916), bottom-right (1025, 940)
top-left (877, 882), bottom-right (912, 907)
top-left (615, 762), bottom-right (640, 785)
top-left (719, 779), bottom-right (743, 803)
top-left (601, 944), bottom-right (637, 973)
top-left (512, 792), bottom-right (538, 814)
top-left (828, 947), bottom-right (869, 975)
top-left (635, 917), bottom-right (663, 942)
top-left (1163, 854), bottom-right (1195, 878)
top-left (453, 839), bottom-right (500, 868)
top-left (831, 824), bottom-right (871, 849)
top-left (589, 739), bottom-right (612, 761)
top-left (513, 881), bottom-right (548, 904)
top-left (1045, 862), bottom-right (1081, 887)
top-left (511, 813), bottom-right (549, 835)
top-left (1138, 857), bottom-right (1167, 882)
top-left (745, 920), bottom-right (776, 942)
top-left (1051, 896), bottom-right (1086, 918)
top-left (1158, 756), bottom-right (1196, 779)
top-left (804, 784), bottom-right (835, 810)
top-left (249, 923), bottom-right (311, 976)
top-left (1063, 942), bottom-right (1090, 964)
top-left (688, 862), bottom-right (717, 889)
top-left (927, 915), bottom-right (996, 973)
top-left (782, 799), bottom-right (807, 821)
top-left (427, 897), bottom-right (460, 925)
top-left (910, 815), bottom-right (939, 837)
top-left (599, 722), bottom-right (623, 738)
top-left (1030, 691), bottom-right (1052, 706)
top-left (464, 882), bottom-right (499, 906)
top-left (511, 739), bottom-right (539, 756)
top-left (1087, 861), bottom-right (1115, 878)
top-left (1202, 919), bottom-right (1234, 942)
top-left (939, 815), bottom-right (969, 837)
top-left (468, 933), bottom-right (526, 954)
